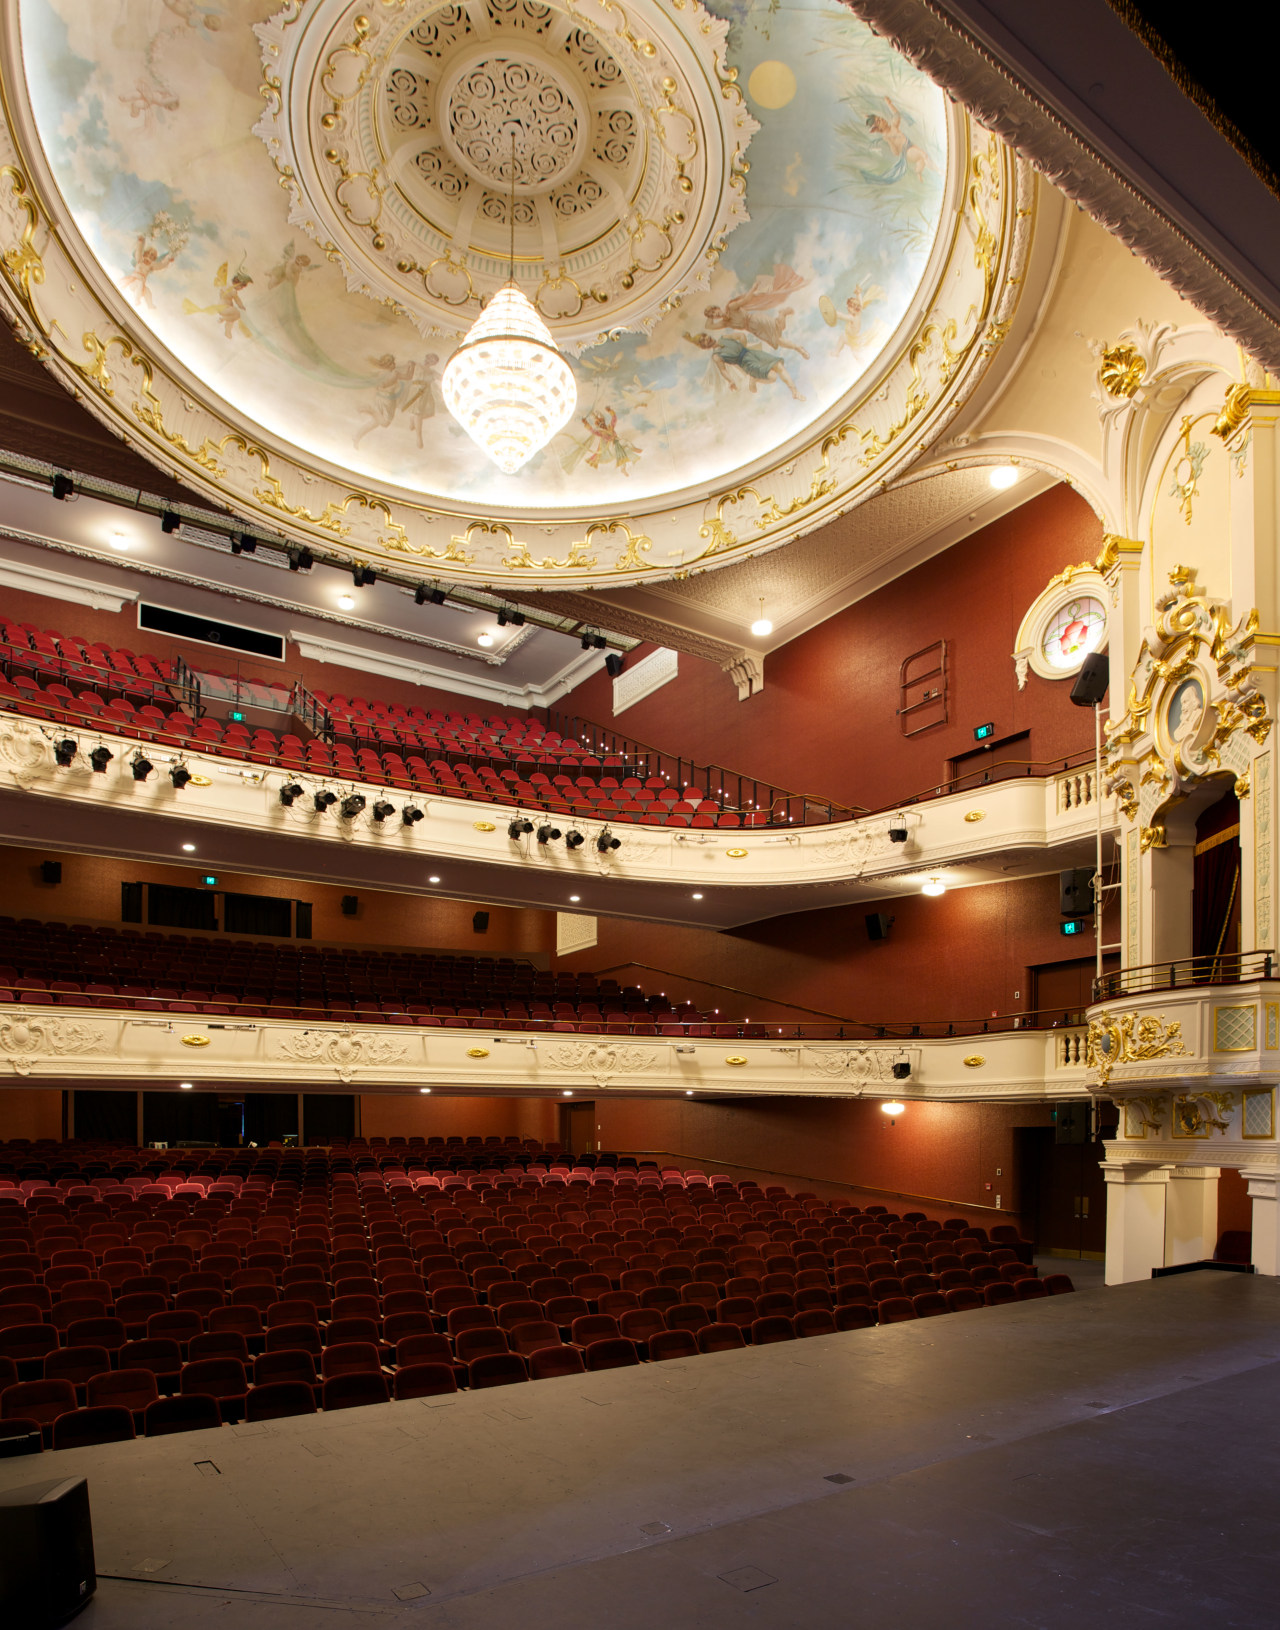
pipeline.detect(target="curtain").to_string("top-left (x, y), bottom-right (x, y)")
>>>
top-left (1193, 829), bottom-right (1240, 966)
top-left (223, 892), bottom-right (292, 937)
top-left (74, 1090), bottom-right (136, 1142)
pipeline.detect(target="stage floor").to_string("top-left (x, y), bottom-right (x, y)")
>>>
top-left (3, 1270), bottom-right (1277, 1629)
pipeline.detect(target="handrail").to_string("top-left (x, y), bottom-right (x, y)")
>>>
top-left (591, 961), bottom-right (857, 1023)
top-left (1093, 950), bottom-right (1275, 1001)
top-left (0, 978), bottom-right (1093, 1039)
top-left (2, 639), bottom-right (200, 718)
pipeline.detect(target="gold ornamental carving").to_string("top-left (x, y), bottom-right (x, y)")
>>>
top-left (181, 1034), bottom-right (211, 1048)
top-left (963, 810), bottom-right (986, 823)
top-left (725, 1055), bottom-right (748, 1066)
top-left (473, 821), bottom-right (496, 832)
top-left (962, 1055), bottom-right (985, 1068)
top-left (466, 1047), bottom-right (490, 1059)
top-left (1097, 342), bottom-right (1146, 398)
top-left (1173, 1092), bottom-right (1235, 1138)
top-left (1095, 533), bottom-right (1143, 574)
top-left (1085, 1011), bottom-right (1188, 1088)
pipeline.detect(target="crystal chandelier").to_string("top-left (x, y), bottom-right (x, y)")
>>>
top-left (442, 131), bottom-right (577, 474)
top-left (442, 285), bottom-right (577, 473)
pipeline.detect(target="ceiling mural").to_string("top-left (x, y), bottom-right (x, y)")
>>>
top-left (0, 0), bottom-right (1033, 586)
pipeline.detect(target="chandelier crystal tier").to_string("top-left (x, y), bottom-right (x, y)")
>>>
top-left (441, 283), bottom-right (578, 474)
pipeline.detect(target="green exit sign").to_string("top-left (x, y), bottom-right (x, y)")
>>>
top-left (229, 710), bottom-right (245, 723)
top-left (1061, 917), bottom-right (1088, 936)
top-left (202, 875), bottom-right (218, 887)
top-left (974, 722), bottom-right (995, 741)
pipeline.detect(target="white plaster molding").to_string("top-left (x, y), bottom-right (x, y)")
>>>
top-left (0, 554), bottom-right (137, 613)
top-left (556, 913), bottom-right (598, 957)
top-left (612, 648), bottom-right (678, 717)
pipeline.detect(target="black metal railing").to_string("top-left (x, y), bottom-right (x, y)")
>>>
top-left (1093, 951), bottom-right (1275, 1001)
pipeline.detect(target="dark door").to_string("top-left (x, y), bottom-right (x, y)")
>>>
top-left (559, 1102), bottom-right (595, 1156)
top-left (1017, 1126), bottom-right (1107, 1257)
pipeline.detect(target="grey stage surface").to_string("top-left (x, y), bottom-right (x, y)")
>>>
top-left (2, 1270), bottom-right (1276, 1628)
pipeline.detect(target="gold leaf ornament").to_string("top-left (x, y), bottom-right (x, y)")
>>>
top-left (466, 1047), bottom-right (490, 1059)
top-left (181, 1034), bottom-right (211, 1048)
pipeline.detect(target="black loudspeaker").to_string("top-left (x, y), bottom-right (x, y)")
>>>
top-left (865, 912), bottom-right (894, 941)
top-left (604, 653), bottom-right (624, 678)
top-left (1069, 651), bottom-right (1109, 706)
top-left (340, 895), bottom-right (358, 916)
top-left (0, 1476), bottom-right (96, 1627)
top-left (1059, 867), bottom-right (1095, 916)
top-left (473, 911), bottom-right (490, 933)
top-left (892, 1061), bottom-right (911, 1080)
top-left (1055, 1102), bottom-right (1089, 1144)
top-left (40, 861), bottom-right (62, 885)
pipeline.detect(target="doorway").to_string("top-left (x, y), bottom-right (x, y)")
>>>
top-left (558, 1101), bottom-right (596, 1156)
top-left (1015, 1125), bottom-right (1108, 1258)
top-left (1193, 788), bottom-right (1240, 967)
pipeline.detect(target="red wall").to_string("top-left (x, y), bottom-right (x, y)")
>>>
top-left (587, 1094), bottom-right (1051, 1221)
top-left (0, 584), bottom-right (536, 723)
top-left (0, 1087), bottom-right (62, 1142)
top-left (562, 874), bottom-right (1120, 1027)
top-left (358, 1094), bottom-right (558, 1142)
top-left (0, 843), bottom-right (555, 957)
top-left (560, 484), bottom-right (1101, 808)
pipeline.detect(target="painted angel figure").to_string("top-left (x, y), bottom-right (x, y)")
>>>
top-left (831, 281), bottom-right (885, 358)
top-left (354, 354), bottom-right (417, 447)
top-left (122, 224), bottom-right (184, 309)
top-left (864, 97), bottom-right (939, 183)
top-left (684, 331), bottom-right (804, 401)
top-left (703, 264), bottom-right (810, 357)
top-left (183, 261), bottom-right (253, 339)
top-left (583, 406), bottom-right (641, 475)
top-left (266, 242), bottom-right (319, 291)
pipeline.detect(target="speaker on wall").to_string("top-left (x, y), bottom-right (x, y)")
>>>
top-left (1059, 867), bottom-right (1095, 916)
top-left (1069, 651), bottom-right (1109, 706)
top-left (865, 912), bottom-right (895, 942)
top-left (604, 653), bottom-right (624, 678)
top-left (0, 1476), bottom-right (96, 1627)
top-left (472, 911), bottom-right (490, 933)
top-left (340, 895), bottom-right (358, 917)
top-left (40, 861), bottom-right (62, 885)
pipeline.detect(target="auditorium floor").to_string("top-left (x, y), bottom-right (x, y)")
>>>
top-left (4, 1270), bottom-right (1278, 1629)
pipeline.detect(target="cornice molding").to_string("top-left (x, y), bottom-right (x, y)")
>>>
top-left (839, 0), bottom-right (1280, 373)
top-left (0, 552), bottom-right (137, 613)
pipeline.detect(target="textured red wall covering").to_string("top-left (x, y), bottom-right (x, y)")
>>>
top-left (358, 1094), bottom-right (558, 1142)
top-left (0, 1088), bottom-right (62, 1141)
top-left (559, 484), bottom-right (1101, 808)
top-left (1217, 1166), bottom-right (1252, 1235)
top-left (0, 584), bottom-right (537, 723)
top-left (562, 874), bottom-right (1121, 1026)
top-left (0, 843), bottom-right (554, 956)
top-left (587, 1094), bottom-right (1052, 1219)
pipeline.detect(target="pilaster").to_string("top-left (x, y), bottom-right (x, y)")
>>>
top-left (1242, 1168), bottom-right (1277, 1276)
top-left (1103, 1160), bottom-right (1170, 1284)
top-left (1163, 1165), bottom-right (1219, 1266)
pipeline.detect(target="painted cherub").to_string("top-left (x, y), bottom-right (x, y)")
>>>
top-left (831, 280), bottom-right (885, 358)
top-left (684, 331), bottom-right (803, 401)
top-left (122, 231), bottom-right (181, 309)
top-left (183, 261), bottom-right (253, 339)
top-left (865, 97), bottom-right (939, 182)
top-left (266, 243), bottom-right (319, 291)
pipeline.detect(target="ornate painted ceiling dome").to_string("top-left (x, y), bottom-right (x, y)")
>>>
top-left (254, 0), bottom-right (757, 345)
top-left (0, 0), bottom-right (1033, 587)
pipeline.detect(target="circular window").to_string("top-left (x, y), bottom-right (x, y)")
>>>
top-left (1039, 595), bottom-right (1107, 672)
top-left (1013, 567), bottom-right (1109, 687)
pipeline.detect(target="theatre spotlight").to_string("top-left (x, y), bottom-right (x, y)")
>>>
top-left (580, 631), bottom-right (593, 650)
top-left (312, 789), bottom-right (339, 811)
top-left (160, 510), bottom-right (182, 534)
top-left (497, 608), bottom-right (509, 626)
top-left (340, 794), bottom-right (367, 819)
top-left (508, 818), bottom-right (534, 839)
top-left (536, 824), bottom-right (561, 844)
top-left (402, 805), bottom-right (425, 825)
top-left (130, 754), bottom-right (154, 781)
top-left (595, 828), bottom-right (621, 852)
top-left (371, 800), bottom-right (396, 822)
top-left (430, 586), bottom-right (447, 605)
top-left (353, 564), bottom-right (377, 587)
top-left (888, 815), bottom-right (908, 843)
top-left (51, 472), bottom-right (74, 500)
top-left (592, 634), bottom-right (607, 650)
top-left (565, 829), bottom-right (585, 850)
top-left (89, 745), bottom-right (113, 773)
top-left (170, 763), bottom-right (192, 790)
top-left (892, 1061), bottom-right (912, 1080)
top-left (288, 547), bottom-right (313, 571)
top-left (53, 738), bottom-right (77, 767)
top-left (231, 532), bottom-right (257, 555)
top-left (279, 782), bottom-right (304, 807)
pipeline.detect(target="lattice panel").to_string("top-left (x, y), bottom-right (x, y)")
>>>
top-left (1243, 1088), bottom-right (1275, 1139)
top-left (1213, 1005), bottom-right (1257, 1052)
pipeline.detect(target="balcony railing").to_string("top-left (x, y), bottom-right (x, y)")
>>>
top-left (1093, 951), bottom-right (1276, 1001)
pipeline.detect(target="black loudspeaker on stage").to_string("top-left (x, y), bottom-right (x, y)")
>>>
top-left (0, 1476), bottom-right (96, 1627)
top-left (473, 911), bottom-right (490, 933)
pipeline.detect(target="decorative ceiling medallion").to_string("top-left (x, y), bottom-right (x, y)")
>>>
top-left (1012, 562), bottom-right (1109, 689)
top-left (1, 1), bottom-right (1031, 586)
top-left (254, 0), bottom-right (755, 349)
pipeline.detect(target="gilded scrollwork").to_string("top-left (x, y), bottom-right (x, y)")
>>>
top-left (1086, 1010), bottom-right (1188, 1088)
top-left (1173, 1091), bottom-right (1235, 1137)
